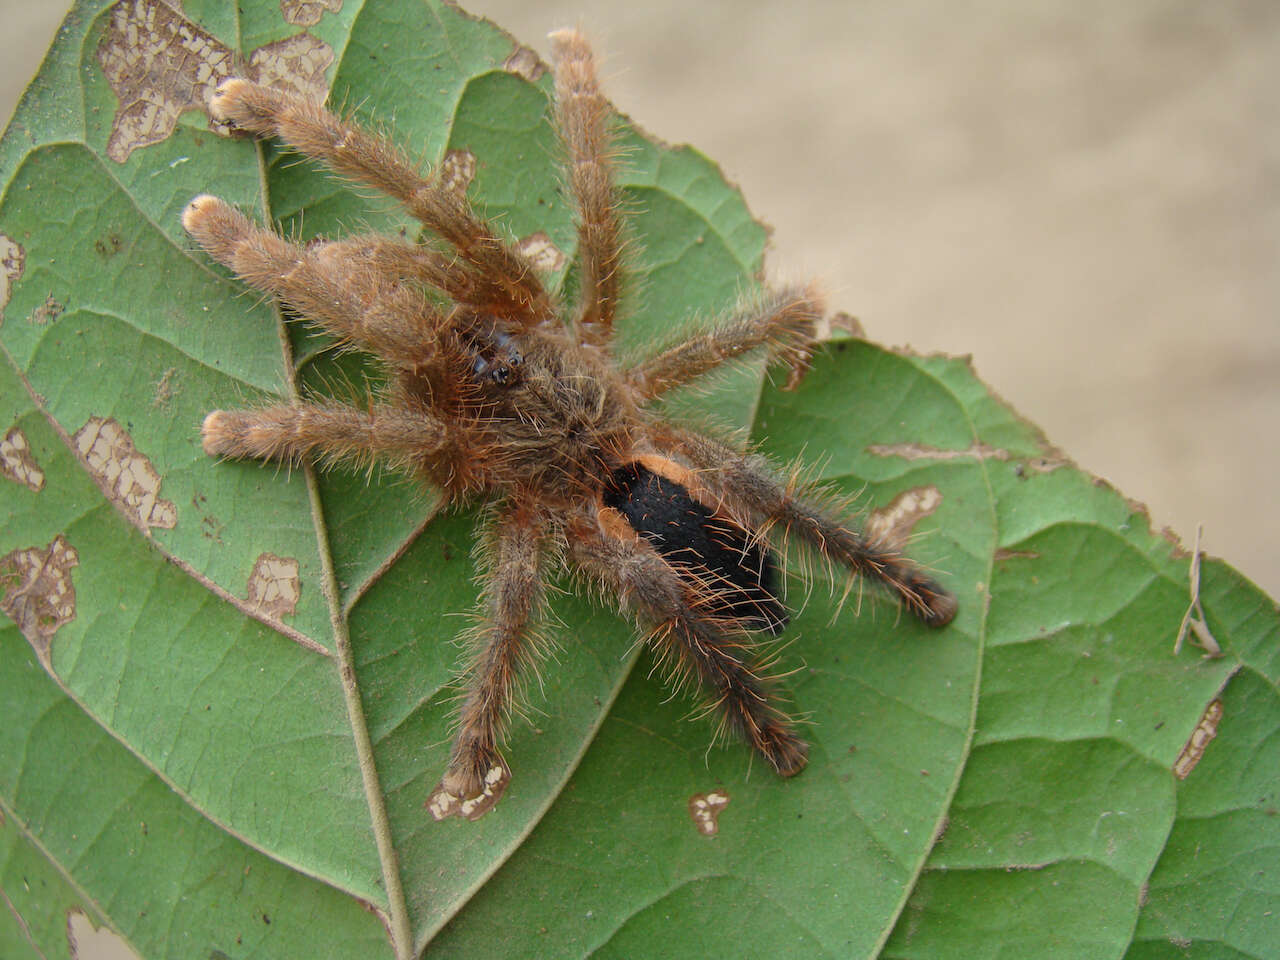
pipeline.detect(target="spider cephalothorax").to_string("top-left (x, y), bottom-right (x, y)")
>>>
top-left (186, 30), bottom-right (955, 821)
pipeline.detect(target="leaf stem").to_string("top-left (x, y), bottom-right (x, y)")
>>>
top-left (307, 465), bottom-right (415, 959)
top-left (248, 132), bottom-right (414, 956)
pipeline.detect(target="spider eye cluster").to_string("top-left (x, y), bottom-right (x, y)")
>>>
top-left (467, 327), bottom-right (524, 387)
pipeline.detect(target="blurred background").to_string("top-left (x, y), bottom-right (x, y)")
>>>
top-left (4, 1), bottom-right (1277, 598)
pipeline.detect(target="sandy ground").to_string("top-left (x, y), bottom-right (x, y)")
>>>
top-left (3, 1), bottom-right (1277, 599)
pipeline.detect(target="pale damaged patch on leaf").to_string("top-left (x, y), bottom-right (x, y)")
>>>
top-left (28, 295), bottom-right (64, 326)
top-left (73, 417), bottom-right (177, 532)
top-left (0, 233), bottom-right (24, 322)
top-left (866, 485), bottom-right (942, 552)
top-left (502, 43), bottom-right (545, 81)
top-left (426, 764), bottom-right (510, 822)
top-left (248, 33), bottom-right (335, 103)
top-left (516, 232), bottom-right (566, 273)
top-left (1, 426), bottom-right (45, 492)
top-left (152, 366), bottom-right (179, 409)
top-left (244, 552), bottom-right (301, 621)
top-left (0, 536), bottom-right (79, 669)
top-left (97, 0), bottom-right (237, 163)
top-left (280, 0), bottom-right (342, 27)
top-left (438, 149), bottom-right (476, 195)
top-left (868, 441), bottom-right (1010, 462)
top-left (688, 790), bottom-right (730, 837)
top-left (67, 908), bottom-right (141, 960)
top-left (1173, 699), bottom-right (1223, 780)
top-left (98, 0), bottom-right (336, 162)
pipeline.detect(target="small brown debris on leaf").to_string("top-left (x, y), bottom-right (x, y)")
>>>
top-left (1173, 525), bottom-right (1222, 658)
top-left (280, 0), bottom-right (342, 27)
top-left (1173, 699), bottom-right (1223, 780)
top-left (74, 417), bottom-right (177, 532)
top-left (688, 790), bottom-right (730, 836)
top-left (244, 553), bottom-right (301, 621)
top-left (1, 426), bottom-right (45, 492)
top-left (866, 485), bottom-right (942, 553)
top-left (516, 232), bottom-right (566, 273)
top-left (426, 763), bottom-right (511, 822)
top-left (1, 536), bottom-right (79, 668)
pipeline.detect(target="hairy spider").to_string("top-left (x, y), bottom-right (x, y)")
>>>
top-left (184, 30), bottom-right (956, 821)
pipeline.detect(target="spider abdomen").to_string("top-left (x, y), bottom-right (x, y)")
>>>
top-left (602, 459), bottom-right (788, 635)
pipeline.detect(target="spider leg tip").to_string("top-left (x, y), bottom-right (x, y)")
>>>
top-left (200, 410), bottom-right (233, 457)
top-left (181, 194), bottom-right (223, 233)
top-left (767, 733), bottom-right (809, 778)
top-left (546, 27), bottom-right (580, 45)
top-left (923, 589), bottom-right (958, 628)
top-left (209, 77), bottom-right (256, 120)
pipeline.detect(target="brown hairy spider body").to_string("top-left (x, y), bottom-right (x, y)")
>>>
top-left (186, 30), bottom-right (955, 821)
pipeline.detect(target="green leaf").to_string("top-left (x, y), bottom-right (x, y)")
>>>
top-left (1, 3), bottom-right (1275, 959)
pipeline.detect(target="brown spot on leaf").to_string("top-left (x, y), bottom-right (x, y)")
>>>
top-left (516, 232), bottom-right (566, 273)
top-left (244, 553), bottom-right (301, 620)
top-left (97, 0), bottom-right (238, 163)
top-left (280, 0), bottom-right (341, 27)
top-left (0, 233), bottom-right (24, 323)
top-left (73, 417), bottom-right (177, 532)
top-left (868, 441), bottom-right (1010, 462)
top-left (1, 426), bottom-right (44, 492)
top-left (67, 908), bottom-right (142, 960)
top-left (28, 295), bottom-right (63, 325)
top-left (994, 547), bottom-right (1040, 562)
top-left (502, 43), bottom-right (545, 81)
top-left (1016, 453), bottom-right (1070, 476)
top-left (688, 790), bottom-right (730, 836)
top-left (247, 33), bottom-right (334, 103)
top-left (94, 233), bottom-right (124, 259)
top-left (866, 485), bottom-right (942, 552)
top-left (1173, 699), bottom-right (1223, 780)
top-left (1, 536), bottom-right (79, 669)
top-left (426, 764), bottom-right (510, 822)
top-left (438, 149), bottom-right (476, 195)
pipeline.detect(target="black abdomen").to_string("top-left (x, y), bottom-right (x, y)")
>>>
top-left (604, 462), bottom-right (788, 635)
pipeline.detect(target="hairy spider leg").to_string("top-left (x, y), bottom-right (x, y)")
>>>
top-left (658, 427), bottom-right (959, 627)
top-left (183, 196), bottom-right (444, 366)
top-left (625, 285), bottom-right (825, 398)
top-left (437, 501), bottom-right (555, 816)
top-left (337, 235), bottom-right (542, 323)
top-left (550, 29), bottom-right (625, 347)
top-left (199, 400), bottom-right (456, 471)
top-left (207, 78), bottom-right (553, 326)
top-left (570, 514), bottom-right (809, 777)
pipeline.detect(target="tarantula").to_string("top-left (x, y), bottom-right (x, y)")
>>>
top-left (185, 30), bottom-right (956, 820)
